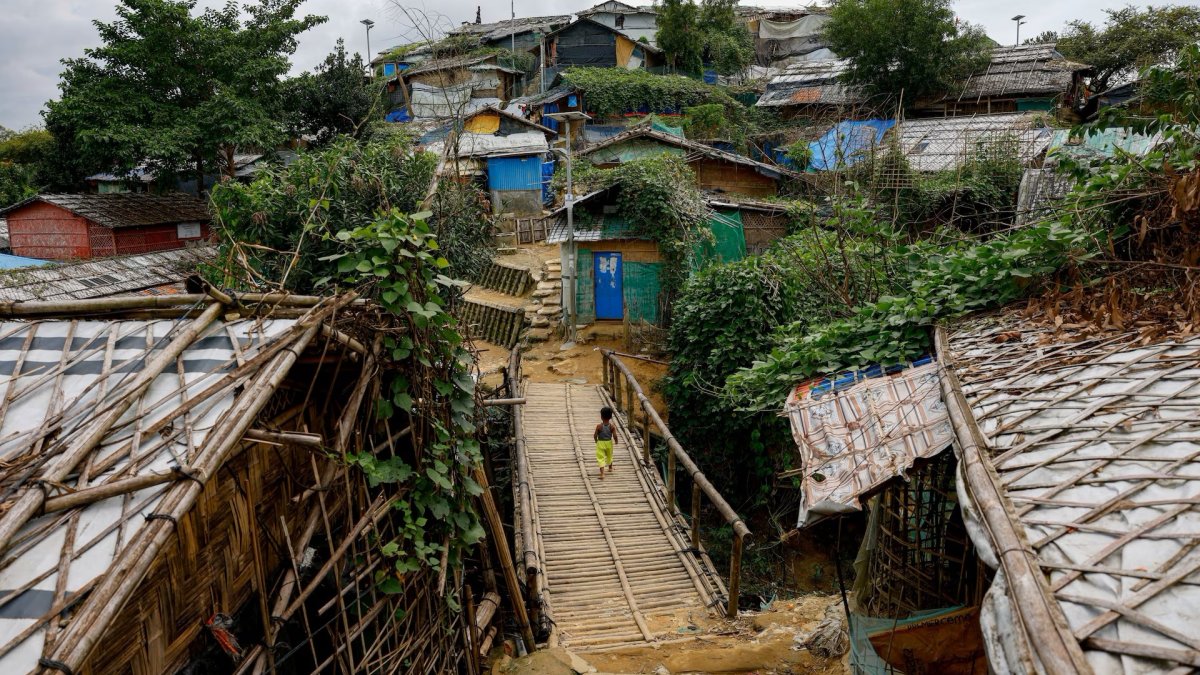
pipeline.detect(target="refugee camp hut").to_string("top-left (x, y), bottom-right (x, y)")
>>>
top-left (579, 124), bottom-right (799, 197)
top-left (546, 188), bottom-right (666, 325)
top-left (888, 113), bottom-right (1056, 176)
top-left (467, 107), bottom-right (556, 216)
top-left (706, 199), bottom-right (790, 255)
top-left (575, 1), bottom-right (659, 45)
top-left (0, 246), bottom-right (216, 302)
top-left (938, 306), bottom-right (1200, 674)
top-left (400, 53), bottom-right (522, 119)
top-left (539, 18), bottom-right (664, 83)
top-left (447, 14), bottom-right (572, 52)
top-left (0, 293), bottom-right (474, 674)
top-left (783, 359), bottom-right (987, 673)
top-left (506, 85), bottom-right (583, 138)
top-left (740, 8), bottom-right (834, 69)
top-left (925, 44), bottom-right (1091, 117)
top-left (0, 193), bottom-right (210, 261)
top-left (755, 59), bottom-right (876, 119)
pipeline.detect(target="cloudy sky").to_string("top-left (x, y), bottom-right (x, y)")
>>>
top-left (0, 0), bottom-right (1156, 129)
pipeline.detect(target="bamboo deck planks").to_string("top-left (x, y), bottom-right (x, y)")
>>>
top-left (520, 382), bottom-right (722, 650)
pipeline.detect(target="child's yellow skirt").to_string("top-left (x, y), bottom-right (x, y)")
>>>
top-left (595, 440), bottom-right (614, 468)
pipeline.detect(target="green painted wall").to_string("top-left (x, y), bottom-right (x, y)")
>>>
top-left (694, 210), bottom-right (747, 268)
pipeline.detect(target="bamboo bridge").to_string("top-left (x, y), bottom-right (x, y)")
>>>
top-left (505, 350), bottom-right (750, 651)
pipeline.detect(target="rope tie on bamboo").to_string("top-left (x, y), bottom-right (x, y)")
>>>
top-left (38, 658), bottom-right (75, 675)
top-left (144, 513), bottom-right (177, 524)
top-left (172, 465), bottom-right (203, 485)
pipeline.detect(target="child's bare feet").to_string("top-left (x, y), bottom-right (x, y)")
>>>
top-left (598, 470), bottom-right (604, 479)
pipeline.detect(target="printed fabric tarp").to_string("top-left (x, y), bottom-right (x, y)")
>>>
top-left (759, 14), bottom-right (830, 40)
top-left (809, 119), bottom-right (895, 170)
top-left (786, 359), bottom-right (954, 526)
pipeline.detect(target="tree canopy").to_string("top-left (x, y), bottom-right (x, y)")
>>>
top-left (823, 0), bottom-right (992, 103)
top-left (1055, 4), bottom-right (1200, 93)
top-left (655, 0), bottom-right (754, 77)
top-left (287, 39), bottom-right (380, 144)
top-left (44, 0), bottom-right (325, 191)
top-left (0, 128), bottom-right (59, 207)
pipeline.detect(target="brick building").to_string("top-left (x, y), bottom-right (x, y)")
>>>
top-left (0, 193), bottom-right (211, 260)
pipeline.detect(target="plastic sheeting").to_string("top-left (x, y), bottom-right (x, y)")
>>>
top-left (809, 119), bottom-right (895, 171)
top-left (410, 82), bottom-right (473, 119)
top-left (758, 14), bottom-right (829, 39)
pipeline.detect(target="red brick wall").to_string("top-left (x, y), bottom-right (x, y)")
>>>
top-left (113, 223), bottom-right (210, 255)
top-left (7, 202), bottom-right (92, 260)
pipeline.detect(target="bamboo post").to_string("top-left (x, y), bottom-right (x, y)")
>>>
top-left (625, 379), bottom-right (634, 420)
top-left (666, 447), bottom-right (677, 515)
top-left (727, 532), bottom-right (744, 619)
top-left (472, 466), bottom-right (536, 651)
top-left (642, 403), bottom-right (651, 466)
top-left (691, 481), bottom-right (702, 550)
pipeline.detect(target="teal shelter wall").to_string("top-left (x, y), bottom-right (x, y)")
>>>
top-left (694, 210), bottom-right (747, 268)
top-left (623, 261), bottom-right (663, 324)
top-left (576, 248), bottom-right (596, 323)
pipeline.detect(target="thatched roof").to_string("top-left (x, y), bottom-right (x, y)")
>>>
top-left (953, 44), bottom-right (1091, 102)
top-left (893, 113), bottom-right (1055, 172)
top-left (0, 293), bottom-right (359, 673)
top-left (0, 194), bottom-right (210, 230)
top-left (579, 124), bottom-right (800, 179)
top-left (940, 307), bottom-right (1200, 674)
top-left (0, 246), bottom-right (216, 302)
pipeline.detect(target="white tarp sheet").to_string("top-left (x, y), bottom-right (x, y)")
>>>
top-left (758, 14), bottom-right (829, 39)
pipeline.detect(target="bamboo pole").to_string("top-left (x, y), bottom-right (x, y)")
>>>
top-left (244, 429), bottom-right (324, 447)
top-left (691, 482), bottom-right (702, 550)
top-left (473, 466), bottom-right (537, 651)
top-left (666, 445), bottom-right (677, 516)
top-left (482, 397), bottom-right (526, 406)
top-left (41, 469), bottom-right (187, 514)
top-left (0, 293), bottom-right (330, 317)
top-left (726, 533), bottom-right (743, 619)
top-left (933, 327), bottom-right (1092, 674)
top-left (42, 297), bottom-right (355, 672)
top-left (0, 302), bottom-right (224, 557)
top-left (642, 403), bottom-right (651, 466)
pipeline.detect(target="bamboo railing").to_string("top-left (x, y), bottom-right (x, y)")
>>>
top-left (506, 348), bottom-right (544, 639)
top-left (600, 349), bottom-right (751, 619)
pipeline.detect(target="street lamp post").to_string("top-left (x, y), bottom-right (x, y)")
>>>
top-left (1011, 15), bottom-right (1027, 47)
top-left (361, 19), bottom-right (376, 77)
top-left (546, 111), bottom-right (593, 348)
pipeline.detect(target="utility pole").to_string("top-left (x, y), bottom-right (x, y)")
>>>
top-left (361, 19), bottom-right (375, 77)
top-left (546, 111), bottom-right (592, 348)
top-left (1011, 15), bottom-right (1027, 46)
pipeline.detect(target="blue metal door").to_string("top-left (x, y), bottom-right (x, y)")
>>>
top-left (594, 252), bottom-right (623, 320)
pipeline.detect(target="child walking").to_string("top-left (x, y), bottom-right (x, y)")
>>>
top-left (594, 407), bottom-right (618, 479)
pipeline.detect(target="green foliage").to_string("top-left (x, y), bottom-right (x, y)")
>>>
top-left (663, 223), bottom-right (898, 501)
top-left (657, 0), bottom-right (703, 74)
top-left (681, 104), bottom-right (726, 139)
top-left (0, 129), bottom-right (57, 206)
top-left (332, 211), bottom-right (486, 577)
top-left (288, 39), bottom-right (381, 144)
top-left (45, 0), bottom-right (325, 187)
top-left (824, 0), bottom-right (992, 104)
top-left (1055, 4), bottom-right (1200, 93)
top-left (785, 141), bottom-right (812, 170)
top-left (561, 67), bottom-right (743, 121)
top-left (210, 134), bottom-right (436, 291)
top-left (656, 0), bottom-right (754, 77)
top-left (428, 180), bottom-right (494, 283)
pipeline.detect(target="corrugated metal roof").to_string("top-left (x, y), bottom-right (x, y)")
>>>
top-left (448, 14), bottom-right (571, 42)
top-left (0, 193), bottom-right (210, 230)
top-left (894, 113), bottom-right (1055, 172)
top-left (0, 315), bottom-right (300, 674)
top-left (756, 59), bottom-right (865, 108)
top-left (785, 359), bottom-right (952, 526)
top-left (0, 246), bottom-right (216, 301)
top-left (945, 308), bottom-right (1200, 674)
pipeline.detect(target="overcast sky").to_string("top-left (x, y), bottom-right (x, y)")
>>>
top-left (0, 0), bottom-right (1157, 130)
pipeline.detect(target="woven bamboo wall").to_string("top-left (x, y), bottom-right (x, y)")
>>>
top-left (78, 416), bottom-right (330, 675)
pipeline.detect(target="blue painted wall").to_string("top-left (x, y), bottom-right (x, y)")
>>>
top-left (487, 156), bottom-right (544, 191)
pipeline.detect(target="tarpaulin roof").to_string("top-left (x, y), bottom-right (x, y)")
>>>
top-left (756, 59), bottom-right (865, 108)
top-left (942, 308), bottom-right (1200, 674)
top-left (579, 124), bottom-right (800, 179)
top-left (426, 131), bottom-right (548, 159)
top-left (0, 254), bottom-right (48, 270)
top-left (785, 358), bottom-right (953, 526)
top-left (1046, 127), bottom-right (1163, 164)
top-left (808, 119), bottom-right (895, 171)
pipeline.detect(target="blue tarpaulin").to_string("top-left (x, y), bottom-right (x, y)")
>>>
top-left (385, 108), bottom-right (412, 123)
top-left (0, 254), bottom-right (49, 270)
top-left (809, 119), bottom-right (895, 171)
top-left (541, 160), bottom-right (555, 205)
